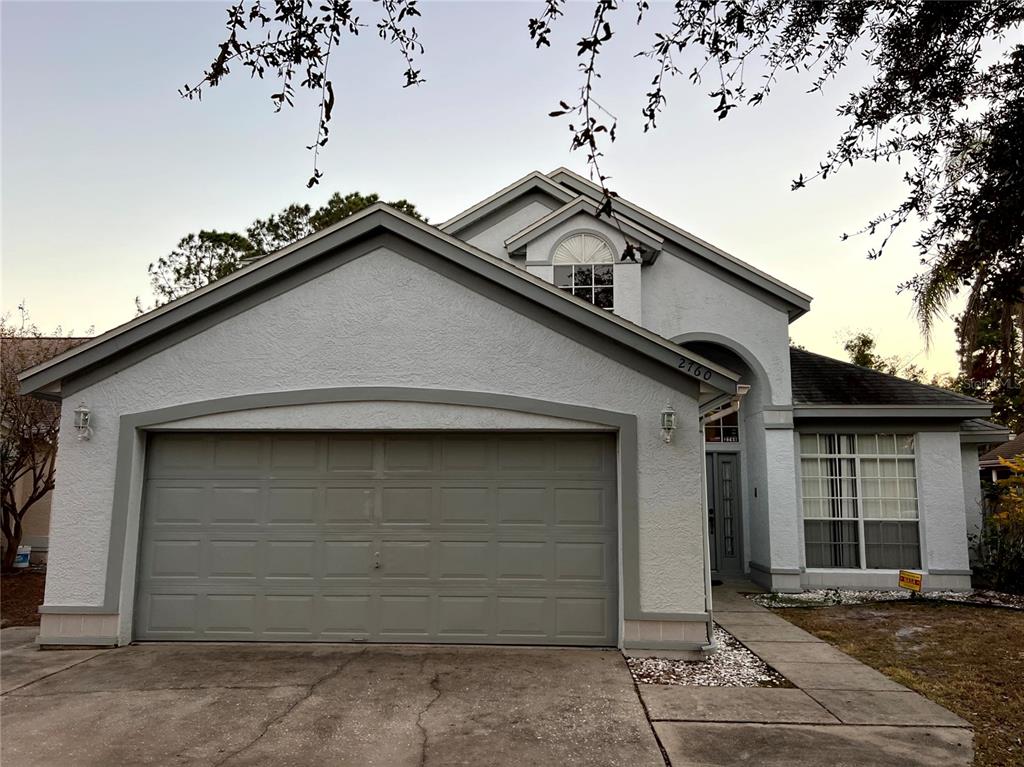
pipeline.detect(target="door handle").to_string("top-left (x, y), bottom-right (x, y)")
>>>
top-left (373, 551), bottom-right (381, 569)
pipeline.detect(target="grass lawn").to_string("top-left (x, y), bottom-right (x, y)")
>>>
top-left (775, 602), bottom-right (1024, 767)
top-left (0, 569), bottom-right (45, 628)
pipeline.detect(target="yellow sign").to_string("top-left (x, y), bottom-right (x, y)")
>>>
top-left (898, 570), bottom-right (923, 592)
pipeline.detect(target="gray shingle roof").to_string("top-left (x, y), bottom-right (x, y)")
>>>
top-left (789, 347), bottom-right (988, 409)
top-left (980, 433), bottom-right (1024, 466)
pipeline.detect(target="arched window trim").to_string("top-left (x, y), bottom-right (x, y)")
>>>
top-left (550, 231), bottom-right (616, 311)
top-left (551, 231), bottom-right (617, 265)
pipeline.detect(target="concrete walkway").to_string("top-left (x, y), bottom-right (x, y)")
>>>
top-left (642, 581), bottom-right (973, 767)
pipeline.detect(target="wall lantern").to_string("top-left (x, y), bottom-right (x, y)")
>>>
top-left (660, 405), bottom-right (677, 444)
top-left (73, 403), bottom-right (92, 441)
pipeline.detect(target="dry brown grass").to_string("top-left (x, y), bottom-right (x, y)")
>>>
top-left (775, 602), bottom-right (1024, 767)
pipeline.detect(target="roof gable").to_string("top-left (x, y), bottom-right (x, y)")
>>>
top-left (440, 172), bottom-right (575, 235)
top-left (504, 196), bottom-right (663, 261)
top-left (547, 168), bottom-right (812, 321)
top-left (790, 347), bottom-right (990, 417)
top-left (19, 205), bottom-right (739, 400)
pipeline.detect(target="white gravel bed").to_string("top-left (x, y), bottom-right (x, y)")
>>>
top-left (751, 588), bottom-right (1024, 610)
top-left (626, 627), bottom-right (788, 688)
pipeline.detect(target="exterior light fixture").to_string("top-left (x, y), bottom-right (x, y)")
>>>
top-left (660, 405), bottom-right (677, 444)
top-left (73, 404), bottom-right (92, 441)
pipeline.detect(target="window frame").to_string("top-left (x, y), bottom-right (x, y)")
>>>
top-left (553, 262), bottom-right (615, 311)
top-left (799, 432), bottom-right (921, 571)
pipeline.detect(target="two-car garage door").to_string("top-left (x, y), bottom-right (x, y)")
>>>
top-left (134, 431), bottom-right (618, 645)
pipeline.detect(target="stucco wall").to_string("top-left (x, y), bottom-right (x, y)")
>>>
top-left (462, 194), bottom-right (560, 259)
top-left (916, 430), bottom-right (972, 572)
top-left (45, 247), bottom-right (708, 619)
top-left (642, 246), bottom-right (793, 408)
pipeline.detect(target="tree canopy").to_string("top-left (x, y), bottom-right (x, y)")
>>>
top-left (143, 192), bottom-right (422, 306)
top-left (1, 307), bottom-right (89, 571)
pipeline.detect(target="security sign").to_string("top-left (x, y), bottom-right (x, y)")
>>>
top-left (898, 570), bottom-right (923, 592)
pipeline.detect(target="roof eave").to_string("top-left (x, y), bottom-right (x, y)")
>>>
top-left (793, 404), bottom-right (993, 420)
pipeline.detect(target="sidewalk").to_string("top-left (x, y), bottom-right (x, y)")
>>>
top-left (639, 580), bottom-right (973, 767)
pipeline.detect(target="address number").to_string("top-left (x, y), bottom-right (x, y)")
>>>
top-left (678, 356), bottom-right (714, 381)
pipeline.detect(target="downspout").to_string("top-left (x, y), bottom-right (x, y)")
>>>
top-left (697, 384), bottom-right (751, 651)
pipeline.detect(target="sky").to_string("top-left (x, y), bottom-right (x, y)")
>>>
top-left (1, 1), bottom-right (972, 375)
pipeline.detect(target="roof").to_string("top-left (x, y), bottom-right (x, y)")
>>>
top-left (980, 433), bottom-right (1024, 467)
top-left (789, 347), bottom-right (992, 418)
top-left (18, 204), bottom-right (740, 400)
top-left (960, 418), bottom-right (1011, 445)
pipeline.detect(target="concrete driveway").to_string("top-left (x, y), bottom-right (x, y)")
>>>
top-left (1, 628), bottom-right (663, 767)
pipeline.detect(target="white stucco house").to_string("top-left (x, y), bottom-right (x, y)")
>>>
top-left (20, 168), bottom-right (1008, 651)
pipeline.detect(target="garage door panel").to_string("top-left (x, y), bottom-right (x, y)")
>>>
top-left (437, 541), bottom-right (490, 580)
top-left (496, 487), bottom-right (550, 525)
top-left (379, 595), bottom-right (432, 635)
top-left (266, 541), bottom-right (317, 579)
top-left (208, 540), bottom-right (261, 578)
top-left (269, 435), bottom-right (321, 470)
top-left (437, 595), bottom-right (491, 636)
top-left (321, 595), bottom-right (373, 635)
top-left (382, 436), bottom-right (435, 472)
top-left (136, 432), bottom-right (617, 645)
top-left (497, 541), bottom-right (550, 581)
top-left (440, 436), bottom-right (493, 471)
top-left (323, 541), bottom-right (374, 578)
top-left (213, 434), bottom-right (265, 470)
top-left (267, 486), bottom-right (319, 524)
top-left (438, 486), bottom-right (492, 525)
top-left (326, 436), bottom-right (376, 472)
top-left (146, 484), bottom-right (207, 524)
top-left (210, 486), bottom-right (264, 524)
top-left (324, 486), bottom-right (376, 523)
top-left (147, 540), bottom-right (202, 579)
top-left (203, 594), bottom-right (259, 634)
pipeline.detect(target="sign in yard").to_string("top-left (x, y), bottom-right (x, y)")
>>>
top-left (898, 570), bottom-right (923, 592)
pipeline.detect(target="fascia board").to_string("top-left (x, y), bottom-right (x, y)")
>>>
top-left (793, 404), bottom-right (992, 419)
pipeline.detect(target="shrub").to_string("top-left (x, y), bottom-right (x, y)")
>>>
top-left (977, 455), bottom-right (1024, 593)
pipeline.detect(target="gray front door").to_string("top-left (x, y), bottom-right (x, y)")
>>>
top-left (135, 431), bottom-right (618, 645)
top-left (706, 452), bottom-right (743, 576)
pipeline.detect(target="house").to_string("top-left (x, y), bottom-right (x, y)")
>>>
top-left (979, 432), bottom-right (1024, 483)
top-left (19, 168), bottom-right (1007, 651)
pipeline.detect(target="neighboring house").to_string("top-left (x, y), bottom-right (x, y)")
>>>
top-left (2, 337), bottom-right (89, 565)
top-left (979, 432), bottom-right (1024, 483)
top-left (18, 169), bottom-right (1008, 651)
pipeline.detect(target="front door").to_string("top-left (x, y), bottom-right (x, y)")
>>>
top-left (705, 453), bottom-right (743, 576)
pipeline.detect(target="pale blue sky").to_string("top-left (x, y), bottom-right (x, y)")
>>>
top-left (2, 1), bottom-right (970, 374)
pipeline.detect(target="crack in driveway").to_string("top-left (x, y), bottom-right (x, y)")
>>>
top-left (210, 648), bottom-right (366, 766)
top-left (414, 657), bottom-right (444, 767)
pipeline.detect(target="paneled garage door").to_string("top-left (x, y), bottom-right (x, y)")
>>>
top-left (135, 432), bottom-right (619, 644)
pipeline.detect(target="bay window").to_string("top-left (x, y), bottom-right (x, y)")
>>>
top-left (800, 433), bottom-right (920, 569)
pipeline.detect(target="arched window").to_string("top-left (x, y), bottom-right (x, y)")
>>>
top-left (551, 233), bottom-right (615, 310)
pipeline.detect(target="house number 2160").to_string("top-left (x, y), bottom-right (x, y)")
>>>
top-left (678, 356), bottom-right (713, 381)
